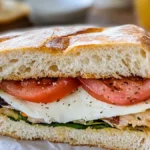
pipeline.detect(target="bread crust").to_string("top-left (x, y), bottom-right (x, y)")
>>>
top-left (0, 114), bottom-right (150, 150)
top-left (0, 24), bottom-right (150, 80)
top-left (0, 25), bottom-right (148, 53)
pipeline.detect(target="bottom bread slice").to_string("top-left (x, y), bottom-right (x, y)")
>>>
top-left (0, 114), bottom-right (150, 150)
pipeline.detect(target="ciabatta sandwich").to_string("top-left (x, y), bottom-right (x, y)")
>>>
top-left (0, 25), bottom-right (150, 150)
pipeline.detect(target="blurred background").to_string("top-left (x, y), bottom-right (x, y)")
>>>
top-left (0, 0), bottom-right (150, 33)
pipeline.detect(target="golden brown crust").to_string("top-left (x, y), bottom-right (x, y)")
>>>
top-left (0, 132), bottom-right (122, 150)
top-left (0, 26), bottom-right (103, 52)
top-left (1, 73), bottom-right (120, 81)
top-left (141, 32), bottom-right (150, 50)
top-left (0, 132), bottom-right (127, 150)
top-left (0, 24), bottom-right (148, 54)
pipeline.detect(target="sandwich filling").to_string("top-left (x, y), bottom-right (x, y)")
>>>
top-left (0, 77), bottom-right (150, 130)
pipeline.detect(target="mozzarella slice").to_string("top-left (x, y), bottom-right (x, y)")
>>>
top-left (0, 87), bottom-right (150, 124)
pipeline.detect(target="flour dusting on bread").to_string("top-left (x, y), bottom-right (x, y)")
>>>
top-left (0, 25), bottom-right (149, 80)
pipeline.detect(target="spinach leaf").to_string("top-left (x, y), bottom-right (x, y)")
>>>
top-left (8, 110), bottom-right (111, 129)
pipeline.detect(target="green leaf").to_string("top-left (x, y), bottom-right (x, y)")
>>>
top-left (7, 110), bottom-right (111, 129)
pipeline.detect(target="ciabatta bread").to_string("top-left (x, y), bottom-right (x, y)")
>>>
top-left (0, 114), bottom-right (149, 150)
top-left (0, 24), bottom-right (150, 80)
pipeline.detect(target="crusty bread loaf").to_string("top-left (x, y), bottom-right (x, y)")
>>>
top-left (0, 24), bottom-right (150, 80)
top-left (0, 114), bottom-right (149, 150)
top-left (0, 0), bottom-right (30, 24)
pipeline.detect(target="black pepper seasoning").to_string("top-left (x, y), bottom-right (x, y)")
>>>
top-left (137, 117), bottom-right (141, 120)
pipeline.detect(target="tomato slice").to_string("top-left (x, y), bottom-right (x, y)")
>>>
top-left (0, 78), bottom-right (80, 103)
top-left (79, 78), bottom-right (150, 106)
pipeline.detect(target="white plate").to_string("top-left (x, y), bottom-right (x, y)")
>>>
top-left (24, 0), bottom-right (93, 25)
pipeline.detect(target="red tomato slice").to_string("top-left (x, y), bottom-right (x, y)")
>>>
top-left (0, 78), bottom-right (80, 103)
top-left (79, 78), bottom-right (150, 106)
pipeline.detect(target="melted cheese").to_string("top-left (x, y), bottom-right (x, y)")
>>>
top-left (1, 87), bottom-right (150, 124)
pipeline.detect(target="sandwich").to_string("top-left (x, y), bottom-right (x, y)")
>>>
top-left (0, 24), bottom-right (150, 150)
top-left (0, 0), bottom-right (30, 31)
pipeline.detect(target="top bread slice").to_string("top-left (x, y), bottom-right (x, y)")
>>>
top-left (0, 24), bottom-right (150, 80)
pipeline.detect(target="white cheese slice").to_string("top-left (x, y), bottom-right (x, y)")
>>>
top-left (0, 87), bottom-right (150, 124)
